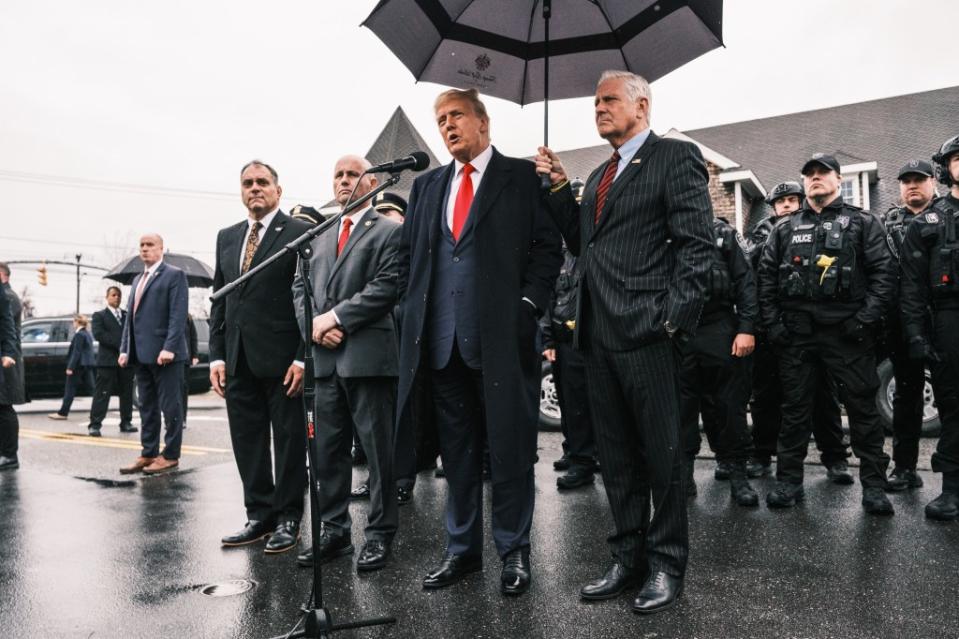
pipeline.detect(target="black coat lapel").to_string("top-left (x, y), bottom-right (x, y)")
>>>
top-left (223, 221), bottom-right (247, 283)
top-left (428, 165), bottom-right (455, 248)
top-left (250, 211), bottom-right (288, 269)
top-left (470, 148), bottom-right (510, 230)
top-left (592, 132), bottom-right (660, 237)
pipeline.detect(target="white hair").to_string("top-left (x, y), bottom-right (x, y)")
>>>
top-left (598, 70), bottom-right (652, 118)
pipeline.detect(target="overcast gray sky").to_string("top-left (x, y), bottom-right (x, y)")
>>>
top-left (2, 0), bottom-right (957, 316)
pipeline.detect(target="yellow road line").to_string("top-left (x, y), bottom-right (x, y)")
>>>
top-left (19, 429), bottom-right (230, 455)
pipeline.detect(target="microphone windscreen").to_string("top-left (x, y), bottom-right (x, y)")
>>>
top-left (410, 151), bottom-right (430, 172)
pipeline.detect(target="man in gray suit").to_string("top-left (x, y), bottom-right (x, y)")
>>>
top-left (537, 70), bottom-right (714, 614)
top-left (293, 154), bottom-right (402, 573)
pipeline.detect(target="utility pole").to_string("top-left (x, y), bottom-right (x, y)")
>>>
top-left (75, 253), bottom-right (82, 314)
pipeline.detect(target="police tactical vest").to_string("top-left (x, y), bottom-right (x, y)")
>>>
top-left (882, 206), bottom-right (909, 260)
top-left (779, 211), bottom-right (865, 302)
top-left (928, 199), bottom-right (959, 298)
top-left (705, 222), bottom-right (735, 306)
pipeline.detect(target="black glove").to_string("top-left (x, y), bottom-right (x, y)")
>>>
top-left (908, 336), bottom-right (940, 362)
top-left (840, 317), bottom-right (870, 343)
top-left (768, 323), bottom-right (791, 347)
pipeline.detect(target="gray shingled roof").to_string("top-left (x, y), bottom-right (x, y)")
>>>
top-left (322, 106), bottom-right (441, 209)
top-left (684, 85), bottom-right (959, 218)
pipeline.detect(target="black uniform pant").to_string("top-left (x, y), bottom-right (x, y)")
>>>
top-left (584, 339), bottom-right (687, 578)
top-left (225, 350), bottom-right (305, 522)
top-left (89, 366), bottom-right (134, 428)
top-left (314, 373), bottom-right (397, 541)
top-left (929, 308), bottom-right (959, 476)
top-left (776, 322), bottom-right (889, 488)
top-left (680, 315), bottom-right (753, 464)
top-left (882, 321), bottom-right (927, 470)
top-left (180, 361), bottom-right (191, 426)
top-left (0, 404), bottom-right (18, 457)
top-left (58, 367), bottom-right (96, 416)
top-left (750, 339), bottom-right (849, 465)
top-left (554, 340), bottom-right (596, 469)
top-left (431, 346), bottom-right (534, 559)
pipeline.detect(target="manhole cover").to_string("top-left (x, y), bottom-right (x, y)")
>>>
top-left (199, 579), bottom-right (256, 597)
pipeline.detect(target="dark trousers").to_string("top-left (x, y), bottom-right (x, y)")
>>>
top-left (180, 361), bottom-right (191, 426)
top-left (0, 404), bottom-right (18, 457)
top-left (930, 309), bottom-right (959, 476)
top-left (750, 339), bottom-right (849, 465)
top-left (394, 368), bottom-right (439, 489)
top-left (58, 367), bottom-right (96, 416)
top-left (776, 323), bottom-right (889, 488)
top-left (884, 324), bottom-right (927, 470)
top-left (584, 339), bottom-right (687, 577)
top-left (314, 373), bottom-right (398, 541)
top-left (554, 341), bottom-right (596, 468)
top-left (431, 346), bottom-right (534, 559)
top-left (88, 366), bottom-right (134, 428)
top-left (225, 351), bottom-right (305, 522)
top-left (135, 362), bottom-right (184, 460)
top-left (680, 315), bottom-right (753, 464)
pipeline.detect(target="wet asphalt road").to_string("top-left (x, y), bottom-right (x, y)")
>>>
top-left (1, 396), bottom-right (958, 638)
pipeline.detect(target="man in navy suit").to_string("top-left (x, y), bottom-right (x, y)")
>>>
top-left (88, 286), bottom-right (137, 436)
top-left (119, 233), bottom-right (189, 475)
top-left (397, 88), bottom-right (562, 596)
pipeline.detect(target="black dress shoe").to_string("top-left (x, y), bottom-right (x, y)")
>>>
top-left (553, 454), bottom-right (571, 471)
top-left (766, 482), bottom-right (804, 508)
top-left (580, 562), bottom-right (638, 600)
top-left (422, 553), bottom-right (482, 589)
top-left (119, 423), bottom-right (138, 433)
top-left (357, 539), bottom-right (391, 572)
top-left (861, 487), bottom-right (894, 516)
top-left (633, 572), bottom-right (683, 614)
top-left (500, 549), bottom-right (531, 596)
top-left (265, 520), bottom-right (301, 553)
top-left (0, 455), bottom-right (19, 471)
top-left (350, 481), bottom-right (371, 500)
top-left (557, 467), bottom-right (595, 490)
top-left (221, 520), bottom-right (275, 547)
top-left (887, 467), bottom-right (923, 491)
top-left (88, 427), bottom-right (102, 438)
top-left (826, 461), bottom-right (854, 485)
top-left (397, 485), bottom-right (413, 505)
top-left (297, 533), bottom-right (354, 567)
top-left (925, 491), bottom-right (959, 521)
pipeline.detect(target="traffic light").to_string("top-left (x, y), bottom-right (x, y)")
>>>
top-left (37, 263), bottom-right (48, 286)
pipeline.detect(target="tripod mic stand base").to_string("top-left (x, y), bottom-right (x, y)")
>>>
top-left (270, 606), bottom-right (397, 639)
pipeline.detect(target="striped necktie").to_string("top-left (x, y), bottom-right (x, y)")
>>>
top-left (594, 151), bottom-right (620, 224)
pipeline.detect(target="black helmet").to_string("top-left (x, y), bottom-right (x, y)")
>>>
top-left (933, 134), bottom-right (959, 187)
top-left (765, 181), bottom-right (803, 205)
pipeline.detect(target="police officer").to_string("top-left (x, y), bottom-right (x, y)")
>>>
top-left (681, 216), bottom-right (759, 506)
top-left (290, 204), bottom-right (323, 226)
top-left (748, 183), bottom-right (852, 483)
top-left (373, 192), bottom-right (408, 224)
top-left (542, 179), bottom-right (599, 490)
top-left (758, 153), bottom-right (894, 515)
top-left (900, 134), bottom-right (959, 521)
top-left (880, 160), bottom-right (938, 491)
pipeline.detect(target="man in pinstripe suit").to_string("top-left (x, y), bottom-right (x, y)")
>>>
top-left (536, 70), bottom-right (714, 614)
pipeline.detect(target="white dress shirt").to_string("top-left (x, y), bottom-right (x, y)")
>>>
top-left (445, 144), bottom-right (494, 230)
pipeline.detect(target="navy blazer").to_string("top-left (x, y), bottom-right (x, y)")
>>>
top-left (120, 261), bottom-right (190, 365)
top-left (66, 329), bottom-right (95, 370)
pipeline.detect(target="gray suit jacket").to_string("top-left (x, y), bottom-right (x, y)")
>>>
top-left (293, 207), bottom-right (401, 378)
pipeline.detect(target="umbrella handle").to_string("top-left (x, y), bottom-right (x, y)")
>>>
top-left (540, 0), bottom-right (551, 191)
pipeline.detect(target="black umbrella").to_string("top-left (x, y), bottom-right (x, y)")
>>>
top-left (363, 0), bottom-right (724, 149)
top-left (104, 253), bottom-right (214, 288)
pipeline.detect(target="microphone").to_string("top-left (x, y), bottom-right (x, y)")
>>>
top-left (364, 151), bottom-right (430, 174)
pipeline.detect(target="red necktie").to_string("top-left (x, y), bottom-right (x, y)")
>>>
top-left (452, 163), bottom-right (475, 241)
top-left (594, 151), bottom-right (621, 224)
top-left (337, 217), bottom-right (353, 256)
top-left (133, 271), bottom-right (149, 314)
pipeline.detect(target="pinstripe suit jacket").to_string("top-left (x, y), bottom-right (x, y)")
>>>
top-left (545, 132), bottom-right (715, 350)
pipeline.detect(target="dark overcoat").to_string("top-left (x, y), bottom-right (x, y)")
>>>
top-left (396, 148), bottom-right (562, 479)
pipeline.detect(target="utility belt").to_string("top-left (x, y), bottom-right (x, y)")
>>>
top-left (550, 318), bottom-right (576, 343)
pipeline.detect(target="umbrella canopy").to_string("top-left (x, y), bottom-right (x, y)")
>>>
top-left (104, 253), bottom-right (214, 288)
top-left (363, 0), bottom-right (724, 106)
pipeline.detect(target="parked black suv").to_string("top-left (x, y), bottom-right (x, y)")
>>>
top-left (21, 316), bottom-right (212, 399)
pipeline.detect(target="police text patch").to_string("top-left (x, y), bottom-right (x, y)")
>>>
top-left (791, 233), bottom-right (813, 243)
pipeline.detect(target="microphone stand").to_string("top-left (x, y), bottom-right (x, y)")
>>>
top-left (213, 174), bottom-right (401, 639)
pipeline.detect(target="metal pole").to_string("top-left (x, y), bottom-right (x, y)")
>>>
top-left (75, 253), bottom-right (81, 314)
top-left (540, 0), bottom-right (552, 191)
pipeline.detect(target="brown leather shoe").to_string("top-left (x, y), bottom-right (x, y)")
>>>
top-left (143, 458), bottom-right (179, 475)
top-left (120, 456), bottom-right (157, 474)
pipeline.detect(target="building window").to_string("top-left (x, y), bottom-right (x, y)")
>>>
top-left (841, 175), bottom-right (860, 207)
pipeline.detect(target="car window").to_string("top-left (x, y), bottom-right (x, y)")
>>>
top-left (54, 321), bottom-right (73, 342)
top-left (22, 323), bottom-right (54, 343)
